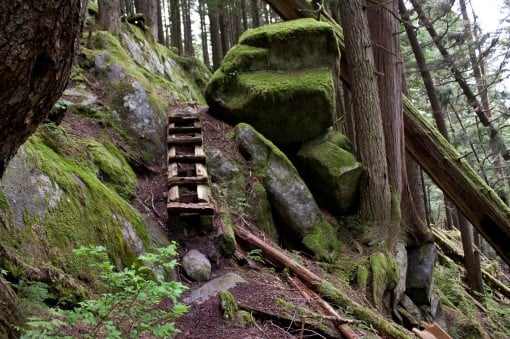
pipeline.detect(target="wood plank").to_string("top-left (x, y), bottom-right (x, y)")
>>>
top-left (167, 176), bottom-right (209, 185)
top-left (197, 184), bottom-right (211, 203)
top-left (167, 135), bottom-right (202, 145)
top-left (168, 186), bottom-right (179, 202)
top-left (168, 125), bottom-right (202, 134)
top-left (196, 163), bottom-right (208, 177)
top-left (168, 154), bottom-right (206, 163)
top-left (167, 202), bottom-right (214, 214)
top-left (195, 145), bottom-right (205, 157)
top-left (168, 162), bottom-right (178, 178)
top-left (168, 115), bottom-right (199, 124)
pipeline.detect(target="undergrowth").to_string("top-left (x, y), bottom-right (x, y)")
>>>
top-left (18, 243), bottom-right (188, 338)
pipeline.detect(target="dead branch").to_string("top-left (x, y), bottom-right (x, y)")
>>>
top-left (234, 225), bottom-right (413, 338)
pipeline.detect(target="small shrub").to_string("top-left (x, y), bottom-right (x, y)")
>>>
top-left (21, 243), bottom-right (188, 338)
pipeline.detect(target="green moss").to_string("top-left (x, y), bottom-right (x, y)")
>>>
top-left (235, 310), bottom-right (254, 327)
top-left (217, 215), bottom-right (236, 258)
top-left (248, 183), bottom-right (278, 241)
top-left (370, 252), bottom-right (397, 311)
top-left (86, 138), bottom-right (137, 200)
top-left (302, 217), bottom-right (340, 262)
top-left (356, 263), bottom-right (369, 292)
top-left (0, 187), bottom-right (9, 211)
top-left (23, 134), bottom-right (150, 275)
top-left (219, 291), bottom-right (238, 322)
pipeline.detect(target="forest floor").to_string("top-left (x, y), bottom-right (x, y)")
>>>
top-left (130, 107), bottom-right (371, 338)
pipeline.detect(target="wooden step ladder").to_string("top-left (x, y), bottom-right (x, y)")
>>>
top-left (167, 109), bottom-right (214, 227)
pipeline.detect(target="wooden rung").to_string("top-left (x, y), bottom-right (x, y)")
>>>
top-left (168, 186), bottom-right (179, 202)
top-left (168, 146), bottom-right (176, 159)
top-left (168, 154), bottom-right (206, 163)
top-left (196, 163), bottom-right (208, 177)
top-left (168, 115), bottom-right (199, 123)
top-left (168, 163), bottom-right (178, 178)
top-left (197, 184), bottom-right (211, 203)
top-left (167, 135), bottom-right (202, 145)
top-left (167, 202), bottom-right (214, 214)
top-left (168, 125), bottom-right (202, 134)
top-left (167, 176), bottom-right (209, 185)
top-left (195, 145), bottom-right (205, 157)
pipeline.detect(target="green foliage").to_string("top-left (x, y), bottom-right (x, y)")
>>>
top-left (21, 243), bottom-right (188, 338)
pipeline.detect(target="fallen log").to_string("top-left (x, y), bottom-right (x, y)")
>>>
top-left (234, 226), bottom-right (413, 338)
top-left (263, 0), bottom-right (510, 267)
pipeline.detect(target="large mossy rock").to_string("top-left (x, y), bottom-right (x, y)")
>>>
top-left (234, 123), bottom-right (340, 261)
top-left (297, 130), bottom-right (362, 215)
top-left (206, 19), bottom-right (340, 145)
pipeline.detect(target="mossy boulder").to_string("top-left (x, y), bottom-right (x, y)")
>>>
top-left (206, 18), bottom-right (340, 145)
top-left (234, 123), bottom-right (340, 261)
top-left (297, 130), bottom-right (362, 215)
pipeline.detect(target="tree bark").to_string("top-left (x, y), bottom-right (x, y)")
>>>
top-left (170, 0), bottom-right (183, 54)
top-left (208, 0), bottom-right (223, 69)
top-left (99, 0), bottom-right (121, 34)
top-left (251, 0), bottom-right (261, 28)
top-left (339, 0), bottom-right (392, 243)
top-left (135, 0), bottom-right (159, 40)
top-left (0, 0), bottom-right (86, 176)
top-left (181, 0), bottom-right (194, 56)
top-left (157, 0), bottom-right (165, 44)
top-left (198, 0), bottom-right (211, 68)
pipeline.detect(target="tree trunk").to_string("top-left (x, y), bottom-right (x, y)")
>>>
top-left (198, 0), bottom-right (210, 68)
top-left (135, 0), bottom-right (159, 40)
top-left (0, 275), bottom-right (21, 338)
top-left (339, 0), bottom-right (392, 244)
top-left (157, 0), bottom-right (165, 44)
top-left (99, 0), bottom-right (121, 34)
top-left (208, 0), bottom-right (223, 69)
top-left (458, 213), bottom-right (485, 295)
top-left (0, 0), bottom-right (86, 176)
top-left (219, 1), bottom-right (230, 55)
top-left (181, 0), bottom-right (194, 56)
top-left (170, 0), bottom-right (183, 54)
top-left (367, 0), bottom-right (403, 245)
top-left (251, 0), bottom-right (261, 28)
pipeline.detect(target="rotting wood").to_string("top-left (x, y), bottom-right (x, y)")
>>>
top-left (167, 202), bottom-right (214, 214)
top-left (167, 176), bottom-right (209, 185)
top-left (263, 0), bottom-right (510, 266)
top-left (234, 226), bottom-right (413, 338)
top-left (290, 276), bottom-right (359, 339)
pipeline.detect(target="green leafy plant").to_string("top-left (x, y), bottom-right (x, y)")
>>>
top-left (22, 243), bottom-right (188, 338)
top-left (246, 249), bottom-right (264, 263)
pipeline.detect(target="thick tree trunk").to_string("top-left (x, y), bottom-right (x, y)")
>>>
top-left (157, 0), bottom-right (165, 44)
top-left (99, 0), bottom-right (121, 34)
top-left (339, 0), bottom-right (392, 243)
top-left (198, 0), bottom-right (211, 68)
top-left (181, 0), bottom-right (194, 56)
top-left (251, 0), bottom-right (261, 28)
top-left (135, 0), bottom-right (159, 40)
top-left (170, 0), bottom-right (183, 54)
top-left (0, 0), bottom-right (86, 176)
top-left (208, 0), bottom-right (223, 69)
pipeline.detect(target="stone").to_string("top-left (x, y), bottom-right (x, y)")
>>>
top-left (206, 18), bottom-right (340, 145)
top-left (406, 242), bottom-right (437, 305)
top-left (183, 272), bottom-right (247, 305)
top-left (297, 130), bottom-right (362, 214)
top-left (234, 123), bottom-right (340, 261)
top-left (182, 249), bottom-right (212, 282)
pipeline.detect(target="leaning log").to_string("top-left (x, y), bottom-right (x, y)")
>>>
top-left (234, 226), bottom-right (413, 339)
top-left (263, 0), bottom-right (510, 266)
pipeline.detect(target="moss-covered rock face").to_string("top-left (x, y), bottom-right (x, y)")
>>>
top-left (297, 130), bottom-right (362, 215)
top-left (206, 18), bottom-right (339, 145)
top-left (234, 123), bottom-right (340, 261)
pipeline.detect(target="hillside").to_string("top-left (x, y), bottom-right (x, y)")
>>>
top-left (0, 5), bottom-right (509, 339)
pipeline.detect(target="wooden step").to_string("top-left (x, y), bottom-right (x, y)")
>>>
top-left (168, 125), bottom-right (202, 134)
top-left (167, 135), bottom-right (202, 145)
top-left (167, 176), bottom-right (209, 185)
top-left (167, 202), bottom-right (214, 214)
top-left (168, 115), bottom-right (200, 124)
top-left (168, 154), bottom-right (206, 163)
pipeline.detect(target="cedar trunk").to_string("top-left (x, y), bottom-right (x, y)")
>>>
top-left (0, 0), bottom-right (86, 176)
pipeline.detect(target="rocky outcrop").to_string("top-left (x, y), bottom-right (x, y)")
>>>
top-left (206, 18), bottom-right (340, 145)
top-left (297, 130), bottom-right (362, 215)
top-left (234, 123), bottom-right (340, 261)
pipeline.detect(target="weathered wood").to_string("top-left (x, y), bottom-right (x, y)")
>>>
top-left (167, 176), bottom-right (209, 185)
top-left (168, 162), bottom-right (178, 178)
top-left (168, 186), bottom-right (179, 202)
top-left (167, 135), bottom-right (202, 145)
top-left (167, 202), bottom-right (214, 214)
top-left (195, 162), bottom-right (208, 177)
top-left (234, 226), bottom-right (413, 338)
top-left (263, 0), bottom-right (510, 266)
top-left (168, 123), bottom-right (201, 134)
top-left (168, 154), bottom-right (206, 163)
top-left (197, 184), bottom-right (210, 203)
top-left (168, 115), bottom-right (200, 124)
top-left (195, 145), bottom-right (205, 157)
